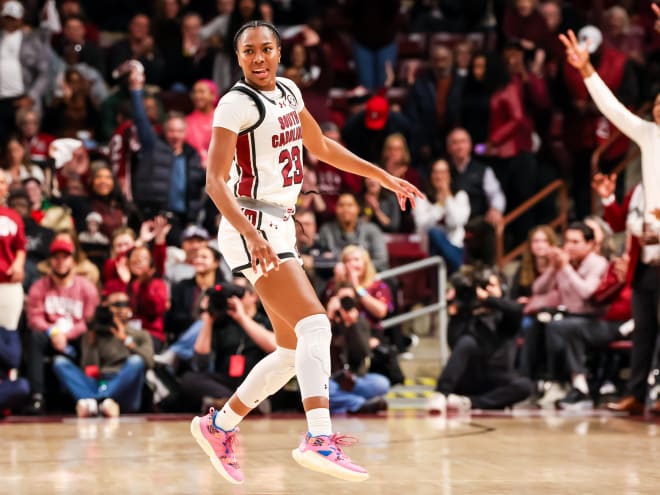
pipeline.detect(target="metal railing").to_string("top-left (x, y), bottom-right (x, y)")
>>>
top-left (375, 256), bottom-right (449, 366)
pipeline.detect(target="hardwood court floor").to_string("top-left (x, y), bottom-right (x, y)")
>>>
top-left (2, 411), bottom-right (659, 495)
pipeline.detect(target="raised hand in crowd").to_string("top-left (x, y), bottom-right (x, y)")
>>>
top-left (653, 3), bottom-right (660, 34)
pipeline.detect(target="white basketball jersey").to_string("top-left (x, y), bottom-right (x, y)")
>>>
top-left (220, 78), bottom-right (305, 209)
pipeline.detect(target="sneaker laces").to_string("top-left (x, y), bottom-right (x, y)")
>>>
top-left (208, 408), bottom-right (240, 463)
top-left (328, 433), bottom-right (358, 461)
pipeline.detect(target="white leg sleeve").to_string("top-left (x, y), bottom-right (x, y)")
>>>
top-left (235, 346), bottom-right (296, 408)
top-left (294, 313), bottom-right (332, 400)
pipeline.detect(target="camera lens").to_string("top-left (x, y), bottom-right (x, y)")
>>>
top-left (340, 296), bottom-right (356, 311)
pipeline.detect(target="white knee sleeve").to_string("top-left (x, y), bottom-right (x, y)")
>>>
top-left (236, 346), bottom-right (296, 407)
top-left (294, 313), bottom-right (332, 400)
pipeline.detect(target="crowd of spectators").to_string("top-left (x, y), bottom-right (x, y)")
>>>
top-left (0, 0), bottom-right (659, 418)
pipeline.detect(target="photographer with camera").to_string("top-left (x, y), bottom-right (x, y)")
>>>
top-left (180, 278), bottom-right (278, 412)
top-left (51, 290), bottom-right (154, 417)
top-left (326, 282), bottom-right (390, 414)
top-left (434, 265), bottom-right (533, 411)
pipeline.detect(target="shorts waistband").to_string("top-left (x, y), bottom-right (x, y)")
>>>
top-left (236, 197), bottom-right (295, 220)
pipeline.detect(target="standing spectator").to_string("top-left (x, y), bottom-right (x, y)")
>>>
top-left (561, 23), bottom-right (660, 413)
top-left (25, 238), bottom-right (99, 414)
top-left (0, 169), bottom-right (26, 331)
top-left (125, 246), bottom-right (169, 352)
top-left (0, 1), bottom-right (49, 135)
top-left (185, 79), bottom-right (219, 167)
top-left (107, 14), bottom-right (165, 86)
top-left (403, 45), bottom-right (459, 165)
top-left (326, 282), bottom-right (389, 414)
top-left (7, 187), bottom-right (54, 292)
top-left (502, 0), bottom-right (552, 54)
top-left (129, 67), bottom-right (206, 243)
top-left (53, 15), bottom-right (106, 78)
top-left (413, 159), bottom-right (470, 274)
top-left (347, 0), bottom-right (399, 90)
top-left (53, 291), bottom-right (154, 417)
top-left (362, 177), bottom-right (401, 233)
top-left (199, 0), bottom-right (235, 93)
top-left (561, 25), bottom-right (637, 219)
top-left (458, 53), bottom-right (493, 148)
top-left (318, 192), bottom-right (389, 271)
top-left (162, 12), bottom-right (216, 91)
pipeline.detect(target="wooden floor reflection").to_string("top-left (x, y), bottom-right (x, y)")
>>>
top-left (2, 411), bottom-right (659, 495)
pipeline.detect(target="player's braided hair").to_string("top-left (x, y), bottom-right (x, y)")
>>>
top-left (233, 21), bottom-right (282, 52)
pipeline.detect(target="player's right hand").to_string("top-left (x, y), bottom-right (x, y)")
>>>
top-left (244, 229), bottom-right (280, 277)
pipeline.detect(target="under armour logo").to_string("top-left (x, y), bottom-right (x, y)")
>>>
top-left (269, 221), bottom-right (278, 230)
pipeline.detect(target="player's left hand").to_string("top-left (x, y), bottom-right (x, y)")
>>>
top-left (380, 175), bottom-right (424, 211)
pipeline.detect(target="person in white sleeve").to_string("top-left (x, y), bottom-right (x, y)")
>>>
top-left (188, 20), bottom-right (423, 485)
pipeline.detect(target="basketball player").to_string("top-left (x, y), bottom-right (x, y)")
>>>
top-left (185, 21), bottom-right (423, 484)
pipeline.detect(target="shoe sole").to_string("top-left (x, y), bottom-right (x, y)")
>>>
top-left (190, 417), bottom-right (244, 485)
top-left (291, 448), bottom-right (369, 482)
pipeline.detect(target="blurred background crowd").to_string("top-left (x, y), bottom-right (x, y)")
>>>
top-left (0, 0), bottom-right (658, 419)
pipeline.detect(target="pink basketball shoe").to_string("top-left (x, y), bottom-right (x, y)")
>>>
top-left (291, 432), bottom-right (369, 482)
top-left (190, 408), bottom-right (244, 484)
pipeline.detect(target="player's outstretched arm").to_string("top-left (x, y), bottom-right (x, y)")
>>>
top-left (206, 127), bottom-right (280, 275)
top-left (653, 3), bottom-right (660, 34)
top-left (299, 108), bottom-right (424, 210)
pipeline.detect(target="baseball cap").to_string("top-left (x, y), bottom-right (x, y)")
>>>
top-left (364, 95), bottom-right (389, 131)
top-left (578, 25), bottom-right (603, 55)
top-left (49, 239), bottom-right (75, 256)
top-left (182, 225), bottom-right (210, 241)
top-left (2, 1), bottom-right (24, 19)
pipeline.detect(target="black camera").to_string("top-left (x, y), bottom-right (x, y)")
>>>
top-left (92, 305), bottom-right (116, 335)
top-left (450, 265), bottom-right (497, 313)
top-left (205, 283), bottom-right (246, 321)
top-left (339, 296), bottom-right (357, 311)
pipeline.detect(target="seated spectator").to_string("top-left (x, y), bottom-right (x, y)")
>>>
top-left (318, 192), bottom-right (389, 271)
top-left (519, 222), bottom-right (609, 406)
top-left (326, 245), bottom-right (393, 332)
top-left (180, 278), bottom-right (277, 412)
top-left (102, 222), bottom-right (168, 292)
top-left (279, 42), bottom-right (321, 90)
top-left (52, 291), bottom-right (154, 417)
top-left (297, 165), bottom-right (327, 221)
top-left (48, 138), bottom-right (90, 198)
top-left (78, 211), bottom-right (109, 246)
top-left (548, 249), bottom-right (633, 411)
top-left (107, 14), bottom-right (165, 86)
top-left (434, 265), bottom-right (533, 410)
top-left (52, 15), bottom-right (105, 77)
top-left (159, 245), bottom-right (226, 365)
top-left (166, 224), bottom-right (212, 285)
top-left (65, 164), bottom-right (140, 238)
top-left (510, 225), bottom-right (560, 303)
top-left (2, 136), bottom-right (43, 188)
top-left (327, 282), bottom-right (389, 414)
top-left (106, 246), bottom-right (169, 353)
top-left (15, 108), bottom-right (54, 168)
top-left (362, 177), bottom-right (401, 233)
top-left (303, 122), bottom-right (362, 222)
top-left (43, 68), bottom-right (100, 140)
top-left (502, 0), bottom-right (552, 54)
top-left (185, 80), bottom-right (219, 167)
top-left (6, 188), bottom-right (54, 291)
top-left (413, 159), bottom-right (470, 274)
top-left (37, 229), bottom-right (100, 288)
top-left (25, 238), bottom-right (100, 414)
top-left (294, 207), bottom-right (335, 294)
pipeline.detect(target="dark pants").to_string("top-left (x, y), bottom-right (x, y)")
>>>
top-left (27, 330), bottom-right (80, 396)
top-left (489, 152), bottom-right (538, 247)
top-left (628, 270), bottom-right (660, 402)
top-left (0, 378), bottom-right (29, 411)
top-left (180, 371), bottom-right (233, 404)
top-left (545, 316), bottom-right (619, 377)
top-left (0, 327), bottom-right (29, 410)
top-left (0, 96), bottom-right (20, 137)
top-left (436, 335), bottom-right (533, 409)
